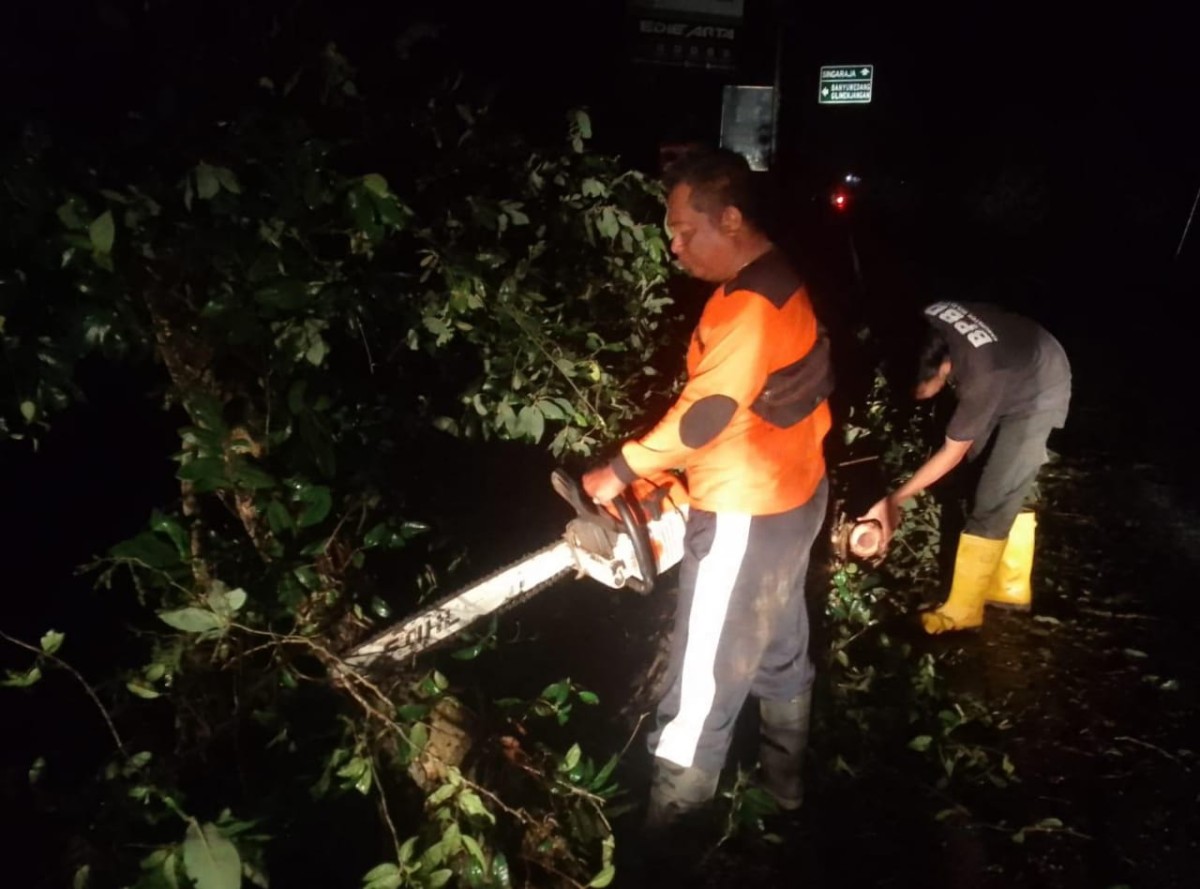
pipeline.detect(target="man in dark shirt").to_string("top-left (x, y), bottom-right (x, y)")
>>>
top-left (863, 301), bottom-right (1071, 633)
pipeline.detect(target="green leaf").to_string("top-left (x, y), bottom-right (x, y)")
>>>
top-left (57, 199), bottom-right (86, 230)
top-left (127, 680), bottom-right (161, 699)
top-left (441, 822), bottom-right (462, 856)
top-left (73, 864), bottom-right (91, 889)
top-left (293, 565), bottom-right (319, 590)
top-left (588, 865), bottom-right (616, 888)
top-left (597, 207), bottom-right (619, 239)
top-left (395, 703), bottom-right (428, 721)
top-left (255, 280), bottom-right (309, 311)
top-left (151, 511), bottom-right (190, 558)
top-left (89, 211), bottom-right (115, 255)
top-left (373, 193), bottom-right (410, 229)
top-left (158, 608), bottom-right (224, 634)
top-left (405, 723), bottom-right (429, 761)
top-left (516, 405), bottom-right (545, 443)
top-left (296, 485), bottom-right (332, 527)
top-left (491, 853), bottom-right (511, 888)
top-left (399, 837), bottom-right (418, 864)
top-left (451, 641), bottom-right (484, 661)
top-left (2, 666), bottom-right (42, 688)
top-left (535, 400), bottom-right (565, 421)
top-left (267, 500), bottom-right (294, 535)
top-left (577, 690), bottom-right (599, 705)
top-left (29, 755), bottom-right (46, 785)
top-left (230, 461), bottom-right (277, 490)
top-left (541, 681), bottom-right (570, 706)
top-left (40, 630), bottom-right (64, 655)
top-left (195, 163), bottom-right (221, 201)
top-left (111, 531), bottom-right (181, 568)
top-left (1035, 817), bottom-right (1064, 829)
top-left (427, 782), bottom-right (457, 808)
top-left (458, 790), bottom-right (494, 823)
top-left (182, 821), bottom-right (241, 889)
top-left (214, 167), bottom-right (241, 195)
top-left (363, 523), bottom-right (388, 548)
top-left (362, 174), bottom-right (389, 197)
top-left (224, 588), bottom-right (248, 612)
top-left (573, 109), bottom-right (593, 140)
top-left (427, 870), bottom-right (453, 889)
top-left (590, 754), bottom-right (619, 791)
top-left (462, 835), bottom-right (486, 868)
top-left (305, 335), bottom-right (329, 366)
top-left (362, 862), bottom-right (400, 889)
top-left (177, 457), bottom-right (227, 492)
top-left (20, 400), bottom-right (36, 422)
top-left (355, 762), bottom-right (374, 795)
top-left (560, 743), bottom-right (582, 773)
top-left (907, 735), bottom-right (933, 753)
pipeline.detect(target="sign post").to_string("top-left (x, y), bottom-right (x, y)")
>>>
top-left (818, 65), bottom-right (874, 105)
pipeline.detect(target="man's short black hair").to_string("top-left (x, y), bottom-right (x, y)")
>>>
top-left (916, 326), bottom-right (951, 385)
top-left (662, 147), bottom-right (762, 228)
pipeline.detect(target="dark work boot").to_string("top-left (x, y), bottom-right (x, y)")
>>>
top-left (643, 757), bottom-right (720, 835)
top-left (758, 689), bottom-right (812, 811)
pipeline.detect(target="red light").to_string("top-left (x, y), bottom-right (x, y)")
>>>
top-left (831, 190), bottom-right (849, 211)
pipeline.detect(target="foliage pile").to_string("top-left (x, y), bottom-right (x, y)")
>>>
top-left (2, 46), bottom-right (676, 889)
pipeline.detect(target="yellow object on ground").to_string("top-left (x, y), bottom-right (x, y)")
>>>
top-left (921, 533), bottom-right (1007, 634)
top-left (986, 511), bottom-right (1036, 610)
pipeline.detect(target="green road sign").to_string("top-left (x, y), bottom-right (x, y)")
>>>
top-left (819, 64), bottom-right (873, 105)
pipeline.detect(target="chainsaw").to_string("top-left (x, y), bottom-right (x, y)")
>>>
top-left (344, 469), bottom-right (689, 669)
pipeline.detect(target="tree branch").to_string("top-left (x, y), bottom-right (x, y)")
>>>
top-left (0, 628), bottom-right (128, 758)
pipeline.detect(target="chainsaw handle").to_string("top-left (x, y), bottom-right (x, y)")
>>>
top-left (550, 469), bottom-right (656, 594)
top-left (613, 493), bottom-right (656, 595)
top-left (551, 468), bottom-right (618, 530)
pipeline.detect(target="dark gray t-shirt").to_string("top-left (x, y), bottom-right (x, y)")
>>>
top-left (923, 301), bottom-right (1071, 449)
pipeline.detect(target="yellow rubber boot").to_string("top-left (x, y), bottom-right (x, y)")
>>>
top-left (986, 511), bottom-right (1036, 610)
top-left (921, 533), bottom-right (1006, 634)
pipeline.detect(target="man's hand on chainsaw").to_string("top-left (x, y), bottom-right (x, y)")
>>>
top-left (583, 464), bottom-right (628, 505)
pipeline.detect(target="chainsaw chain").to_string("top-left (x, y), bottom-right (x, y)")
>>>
top-left (345, 541), bottom-right (576, 667)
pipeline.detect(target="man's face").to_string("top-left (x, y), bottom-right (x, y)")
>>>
top-left (665, 183), bottom-right (742, 283)
top-left (915, 360), bottom-right (953, 400)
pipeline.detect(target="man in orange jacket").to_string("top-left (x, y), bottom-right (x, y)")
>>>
top-left (584, 149), bottom-right (833, 830)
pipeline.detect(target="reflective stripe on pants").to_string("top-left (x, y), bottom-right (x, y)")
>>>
top-left (650, 478), bottom-right (828, 772)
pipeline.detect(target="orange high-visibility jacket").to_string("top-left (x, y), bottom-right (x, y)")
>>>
top-left (610, 249), bottom-right (832, 515)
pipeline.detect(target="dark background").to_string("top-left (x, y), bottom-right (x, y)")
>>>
top-left (2, 0), bottom-right (1197, 768)
top-left (2, 0), bottom-right (1198, 881)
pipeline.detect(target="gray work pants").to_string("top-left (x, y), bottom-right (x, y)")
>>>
top-left (648, 478), bottom-right (828, 773)
top-left (966, 412), bottom-right (1060, 539)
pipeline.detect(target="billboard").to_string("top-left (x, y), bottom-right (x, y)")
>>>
top-left (627, 0), bottom-right (743, 72)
